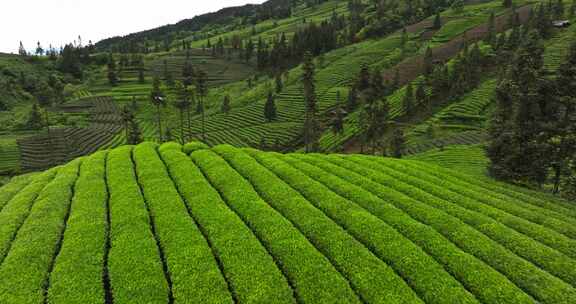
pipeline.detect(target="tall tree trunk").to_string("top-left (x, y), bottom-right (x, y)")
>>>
top-left (553, 165), bottom-right (562, 194)
top-left (179, 109), bottom-right (184, 144)
top-left (44, 110), bottom-right (51, 136)
top-left (201, 99), bottom-right (206, 141)
top-left (157, 105), bottom-right (163, 143)
top-left (186, 107), bottom-right (191, 142)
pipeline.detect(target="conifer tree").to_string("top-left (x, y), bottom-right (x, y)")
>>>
top-left (127, 120), bottom-right (142, 145)
top-left (391, 128), bottom-right (406, 158)
top-left (423, 47), bottom-right (434, 76)
top-left (221, 95), bottom-right (231, 114)
top-left (150, 76), bottom-right (166, 142)
top-left (35, 42), bottom-right (44, 56)
top-left (331, 106), bottom-right (345, 135)
top-left (503, 0), bottom-right (513, 8)
top-left (487, 12), bottom-right (497, 45)
top-left (107, 53), bottom-right (118, 86)
top-left (36, 82), bottom-right (54, 134)
top-left (195, 69), bottom-right (209, 141)
top-left (264, 91), bottom-right (277, 122)
top-left (174, 81), bottom-right (192, 143)
top-left (26, 103), bottom-right (44, 130)
top-left (400, 28), bottom-right (408, 51)
top-left (403, 83), bottom-right (415, 115)
top-left (346, 86), bottom-right (358, 111)
top-left (18, 41), bottom-right (27, 56)
top-left (302, 52), bottom-right (318, 152)
top-left (138, 60), bottom-right (146, 84)
top-left (359, 98), bottom-right (389, 154)
top-left (358, 65), bottom-right (371, 91)
top-left (433, 13), bottom-right (442, 30)
top-left (415, 81), bottom-right (428, 109)
top-left (120, 105), bottom-right (134, 140)
top-left (275, 73), bottom-right (283, 93)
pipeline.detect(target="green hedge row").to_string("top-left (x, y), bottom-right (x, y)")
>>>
top-left (319, 155), bottom-right (576, 304)
top-left (242, 148), bottom-right (477, 304)
top-left (394, 159), bottom-right (576, 239)
top-left (0, 169), bottom-right (57, 264)
top-left (286, 153), bottom-right (535, 304)
top-left (160, 144), bottom-right (295, 303)
top-left (133, 143), bottom-right (233, 303)
top-left (0, 174), bottom-right (33, 212)
top-left (216, 145), bottom-right (426, 304)
top-left (193, 146), bottom-right (358, 303)
top-left (378, 158), bottom-right (576, 258)
top-left (0, 159), bottom-right (79, 304)
top-left (46, 151), bottom-right (108, 304)
top-left (403, 160), bottom-right (576, 219)
top-left (106, 146), bottom-right (169, 304)
top-left (350, 157), bottom-right (576, 287)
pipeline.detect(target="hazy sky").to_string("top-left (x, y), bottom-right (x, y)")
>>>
top-left (0, 0), bottom-right (265, 54)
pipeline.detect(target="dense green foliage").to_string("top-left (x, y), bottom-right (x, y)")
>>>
top-left (0, 141), bottom-right (575, 303)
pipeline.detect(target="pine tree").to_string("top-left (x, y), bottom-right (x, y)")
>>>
top-left (433, 13), bottom-right (442, 30)
top-left (415, 81), bottom-right (428, 109)
top-left (18, 41), bottom-right (27, 56)
top-left (488, 31), bottom-right (548, 185)
top-left (127, 120), bottom-right (142, 145)
top-left (36, 82), bottom-right (54, 134)
top-left (346, 86), bottom-right (358, 111)
top-left (173, 81), bottom-right (192, 143)
top-left (26, 103), bottom-right (44, 130)
top-left (150, 76), bottom-right (166, 142)
top-left (302, 52), bottom-right (318, 152)
top-left (264, 91), bottom-right (277, 122)
top-left (221, 95), bottom-right (231, 114)
top-left (138, 60), bottom-right (146, 84)
top-left (403, 83), bottom-right (415, 115)
top-left (503, 0), bottom-right (513, 8)
top-left (424, 47), bottom-right (435, 76)
top-left (358, 65), bottom-right (371, 91)
top-left (120, 105), bottom-right (134, 140)
top-left (391, 128), bottom-right (406, 158)
top-left (371, 70), bottom-right (384, 97)
top-left (195, 69), bottom-right (209, 141)
top-left (275, 73), bottom-right (283, 93)
top-left (400, 28), bottom-right (408, 51)
top-left (35, 42), bottom-right (44, 56)
top-left (107, 53), bottom-right (118, 86)
top-left (331, 106), bottom-right (345, 135)
top-left (359, 98), bottom-right (389, 154)
top-left (487, 12), bottom-right (496, 45)
top-left (392, 68), bottom-right (401, 90)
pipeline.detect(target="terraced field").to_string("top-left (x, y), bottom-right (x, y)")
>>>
top-left (0, 137), bottom-right (20, 175)
top-left (0, 141), bottom-right (575, 303)
top-left (407, 144), bottom-right (489, 176)
top-left (17, 96), bottom-right (123, 171)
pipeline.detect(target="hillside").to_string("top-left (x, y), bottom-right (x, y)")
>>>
top-left (1, 142), bottom-right (576, 303)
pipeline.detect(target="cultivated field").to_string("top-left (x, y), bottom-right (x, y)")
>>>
top-left (0, 142), bottom-right (575, 303)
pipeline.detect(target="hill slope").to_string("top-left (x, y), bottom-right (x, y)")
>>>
top-left (0, 142), bottom-right (576, 303)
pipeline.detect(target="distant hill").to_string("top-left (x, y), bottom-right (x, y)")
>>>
top-left (95, 0), bottom-right (293, 52)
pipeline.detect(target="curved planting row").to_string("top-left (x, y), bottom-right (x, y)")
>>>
top-left (18, 96), bottom-right (123, 172)
top-left (0, 139), bottom-right (20, 175)
top-left (407, 144), bottom-right (489, 175)
top-left (1, 141), bottom-right (576, 303)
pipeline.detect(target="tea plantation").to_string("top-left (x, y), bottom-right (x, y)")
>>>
top-left (0, 141), bottom-right (575, 303)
